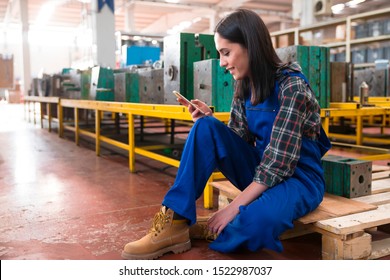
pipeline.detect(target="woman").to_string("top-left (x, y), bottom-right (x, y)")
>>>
top-left (121, 8), bottom-right (331, 260)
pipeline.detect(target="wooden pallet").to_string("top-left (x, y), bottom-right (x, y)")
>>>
top-left (209, 166), bottom-right (390, 260)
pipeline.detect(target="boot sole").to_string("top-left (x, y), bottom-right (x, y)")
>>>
top-left (121, 240), bottom-right (191, 260)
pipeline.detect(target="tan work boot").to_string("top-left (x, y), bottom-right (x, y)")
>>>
top-left (121, 206), bottom-right (191, 260)
top-left (189, 216), bottom-right (217, 242)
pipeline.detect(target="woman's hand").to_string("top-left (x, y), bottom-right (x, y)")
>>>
top-left (207, 181), bottom-right (268, 235)
top-left (207, 203), bottom-right (239, 235)
top-left (187, 99), bottom-right (213, 122)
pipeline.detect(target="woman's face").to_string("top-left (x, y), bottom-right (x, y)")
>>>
top-left (214, 32), bottom-right (250, 80)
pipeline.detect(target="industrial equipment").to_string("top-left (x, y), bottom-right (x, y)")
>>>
top-left (193, 59), bottom-right (234, 112)
top-left (275, 45), bottom-right (331, 108)
top-left (322, 155), bottom-right (372, 198)
top-left (163, 33), bottom-right (218, 104)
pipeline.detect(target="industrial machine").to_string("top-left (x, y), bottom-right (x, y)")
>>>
top-left (193, 59), bottom-right (234, 112)
top-left (275, 45), bottom-right (331, 109)
top-left (322, 155), bottom-right (372, 198)
top-left (163, 33), bottom-right (218, 104)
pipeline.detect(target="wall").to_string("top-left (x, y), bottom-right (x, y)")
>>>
top-left (0, 24), bottom-right (92, 91)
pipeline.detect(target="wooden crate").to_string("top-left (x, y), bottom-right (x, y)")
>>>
top-left (209, 165), bottom-right (390, 260)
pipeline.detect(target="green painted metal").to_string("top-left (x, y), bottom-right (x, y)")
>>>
top-left (90, 66), bottom-right (114, 101)
top-left (164, 33), bottom-right (219, 104)
top-left (80, 69), bottom-right (91, 100)
top-left (276, 45), bottom-right (330, 109)
top-left (127, 73), bottom-right (140, 103)
top-left (194, 59), bottom-right (234, 112)
top-left (322, 155), bottom-right (372, 198)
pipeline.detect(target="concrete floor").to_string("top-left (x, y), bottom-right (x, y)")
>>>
top-left (0, 102), bottom-right (388, 260)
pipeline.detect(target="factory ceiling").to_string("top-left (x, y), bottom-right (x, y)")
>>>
top-left (0, 0), bottom-right (389, 38)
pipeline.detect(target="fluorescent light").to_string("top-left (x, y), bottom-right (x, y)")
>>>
top-left (35, 2), bottom-right (56, 27)
top-left (331, 3), bottom-right (345, 14)
top-left (346, 0), bottom-right (366, 8)
top-left (165, 0), bottom-right (180, 3)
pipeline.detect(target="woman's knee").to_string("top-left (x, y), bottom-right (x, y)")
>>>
top-left (194, 116), bottom-right (221, 130)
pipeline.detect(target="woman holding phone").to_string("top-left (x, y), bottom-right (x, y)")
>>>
top-left (122, 8), bottom-right (331, 260)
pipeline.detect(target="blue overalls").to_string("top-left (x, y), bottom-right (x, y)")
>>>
top-left (162, 71), bottom-right (331, 253)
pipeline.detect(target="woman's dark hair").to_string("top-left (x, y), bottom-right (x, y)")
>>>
top-left (214, 9), bottom-right (283, 104)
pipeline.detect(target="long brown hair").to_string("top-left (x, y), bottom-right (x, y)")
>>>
top-left (214, 9), bottom-right (283, 104)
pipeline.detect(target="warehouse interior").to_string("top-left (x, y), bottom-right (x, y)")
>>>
top-left (1, 0), bottom-right (390, 261)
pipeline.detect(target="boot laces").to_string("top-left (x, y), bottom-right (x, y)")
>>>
top-left (199, 224), bottom-right (217, 242)
top-left (149, 210), bottom-right (170, 236)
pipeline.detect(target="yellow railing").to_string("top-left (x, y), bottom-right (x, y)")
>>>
top-left (24, 96), bottom-right (229, 208)
top-left (24, 96), bottom-right (390, 207)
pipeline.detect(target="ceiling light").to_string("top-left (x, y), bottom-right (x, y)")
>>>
top-left (35, 2), bottom-right (56, 27)
top-left (165, 0), bottom-right (180, 3)
top-left (331, 3), bottom-right (345, 14)
top-left (346, 0), bottom-right (366, 8)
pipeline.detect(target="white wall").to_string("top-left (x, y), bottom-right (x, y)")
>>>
top-left (0, 24), bottom-right (93, 90)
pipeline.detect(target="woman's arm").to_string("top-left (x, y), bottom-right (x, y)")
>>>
top-left (207, 181), bottom-right (268, 234)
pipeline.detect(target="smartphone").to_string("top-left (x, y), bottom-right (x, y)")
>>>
top-left (173, 91), bottom-right (205, 114)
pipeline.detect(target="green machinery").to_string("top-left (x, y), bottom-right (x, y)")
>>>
top-left (193, 59), bottom-right (235, 112)
top-left (90, 66), bottom-right (115, 101)
top-left (114, 70), bottom-right (140, 103)
top-left (163, 33), bottom-right (219, 104)
top-left (321, 155), bottom-right (372, 198)
top-left (275, 45), bottom-right (330, 109)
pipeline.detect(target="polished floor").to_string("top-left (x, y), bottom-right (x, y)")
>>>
top-left (0, 102), bottom-right (388, 260)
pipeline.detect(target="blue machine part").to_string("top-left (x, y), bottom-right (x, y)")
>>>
top-left (124, 46), bottom-right (160, 65)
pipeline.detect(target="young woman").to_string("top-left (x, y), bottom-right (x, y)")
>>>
top-left (121, 8), bottom-right (331, 260)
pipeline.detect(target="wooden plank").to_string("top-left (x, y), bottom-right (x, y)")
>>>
top-left (372, 171), bottom-right (390, 180)
top-left (210, 181), bottom-right (241, 199)
top-left (372, 178), bottom-right (390, 194)
top-left (353, 192), bottom-right (390, 205)
top-left (369, 237), bottom-right (390, 259)
top-left (280, 223), bottom-right (314, 240)
top-left (299, 193), bottom-right (377, 224)
top-left (211, 180), bottom-right (377, 225)
top-left (315, 203), bottom-right (390, 235)
top-left (372, 165), bottom-right (390, 173)
top-left (322, 232), bottom-right (372, 260)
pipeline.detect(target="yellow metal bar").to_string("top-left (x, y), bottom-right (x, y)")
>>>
top-left (322, 117), bottom-right (330, 135)
top-left (139, 145), bottom-right (173, 151)
top-left (204, 177), bottom-right (214, 209)
top-left (330, 102), bottom-right (360, 109)
top-left (203, 171), bottom-right (227, 209)
top-left (95, 109), bottom-right (101, 156)
top-left (100, 135), bottom-right (129, 151)
top-left (128, 113), bottom-right (135, 173)
top-left (47, 103), bottom-right (52, 132)
top-left (75, 108), bottom-right (79, 145)
top-left (358, 154), bottom-right (390, 161)
top-left (78, 129), bottom-right (96, 139)
top-left (134, 147), bottom-right (180, 167)
top-left (356, 115), bottom-right (363, 146)
top-left (63, 125), bottom-right (76, 132)
top-left (58, 103), bottom-right (64, 137)
top-left (363, 137), bottom-right (390, 145)
top-left (59, 100), bottom-right (230, 122)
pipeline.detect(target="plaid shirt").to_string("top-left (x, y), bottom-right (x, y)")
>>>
top-left (228, 62), bottom-right (321, 188)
